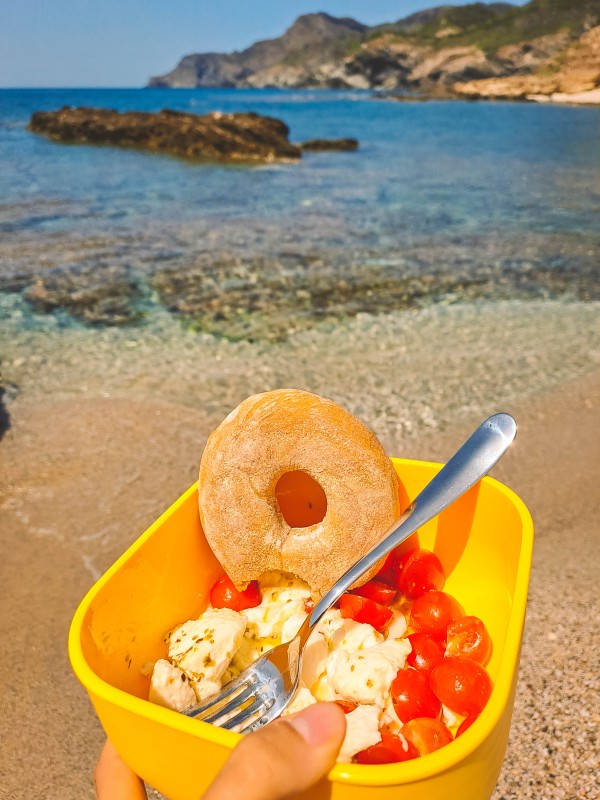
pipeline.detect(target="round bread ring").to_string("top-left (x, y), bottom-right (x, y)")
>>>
top-left (198, 389), bottom-right (400, 599)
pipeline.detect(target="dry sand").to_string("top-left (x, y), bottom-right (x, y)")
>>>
top-left (1, 300), bottom-right (599, 799)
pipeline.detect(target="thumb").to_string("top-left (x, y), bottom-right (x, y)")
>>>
top-left (202, 702), bottom-right (346, 800)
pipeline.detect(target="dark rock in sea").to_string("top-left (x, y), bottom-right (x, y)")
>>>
top-left (300, 138), bottom-right (359, 151)
top-left (28, 107), bottom-right (302, 164)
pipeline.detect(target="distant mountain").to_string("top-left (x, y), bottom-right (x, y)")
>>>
top-left (149, 13), bottom-right (367, 89)
top-left (148, 1), bottom-right (600, 95)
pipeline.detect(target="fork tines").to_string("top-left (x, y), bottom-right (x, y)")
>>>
top-left (184, 672), bottom-right (273, 732)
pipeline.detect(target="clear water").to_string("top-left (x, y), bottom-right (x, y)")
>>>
top-left (1, 88), bottom-right (599, 331)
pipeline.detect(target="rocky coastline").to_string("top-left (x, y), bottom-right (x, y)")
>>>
top-left (147, 2), bottom-right (600, 105)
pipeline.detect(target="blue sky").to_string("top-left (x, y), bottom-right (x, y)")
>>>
top-left (1, 1), bottom-right (526, 88)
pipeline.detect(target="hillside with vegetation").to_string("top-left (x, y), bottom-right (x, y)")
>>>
top-left (148, 1), bottom-right (600, 102)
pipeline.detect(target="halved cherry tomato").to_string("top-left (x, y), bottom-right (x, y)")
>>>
top-left (430, 657), bottom-right (493, 717)
top-left (352, 579), bottom-right (397, 606)
top-left (394, 549), bottom-right (445, 599)
top-left (406, 632), bottom-right (446, 675)
top-left (390, 668), bottom-right (441, 723)
top-left (410, 590), bottom-right (464, 638)
top-left (445, 616), bottom-right (492, 665)
top-left (209, 575), bottom-right (261, 612)
top-left (335, 700), bottom-right (358, 714)
top-left (456, 715), bottom-right (478, 737)
top-left (304, 597), bottom-right (315, 614)
top-left (355, 733), bottom-right (419, 764)
top-left (401, 718), bottom-right (453, 755)
top-left (339, 594), bottom-right (393, 632)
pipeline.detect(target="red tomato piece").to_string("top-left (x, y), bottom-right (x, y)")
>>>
top-left (456, 715), bottom-right (478, 737)
top-left (410, 590), bottom-right (464, 638)
top-left (445, 616), bottom-right (492, 665)
top-left (355, 733), bottom-right (419, 764)
top-left (394, 549), bottom-right (445, 599)
top-left (401, 718), bottom-right (453, 756)
top-left (334, 700), bottom-right (358, 714)
top-left (390, 668), bottom-right (441, 723)
top-left (209, 575), bottom-right (261, 612)
top-left (406, 632), bottom-right (446, 675)
top-left (339, 594), bottom-right (393, 632)
top-left (352, 579), bottom-right (397, 606)
top-left (430, 657), bottom-right (493, 717)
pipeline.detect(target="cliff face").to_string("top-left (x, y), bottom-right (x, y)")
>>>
top-left (148, 13), bottom-right (367, 88)
top-left (148, 1), bottom-right (600, 99)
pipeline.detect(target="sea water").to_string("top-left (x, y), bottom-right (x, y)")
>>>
top-left (0, 88), bottom-right (599, 334)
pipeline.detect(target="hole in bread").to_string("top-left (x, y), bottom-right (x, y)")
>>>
top-left (275, 470), bottom-right (327, 528)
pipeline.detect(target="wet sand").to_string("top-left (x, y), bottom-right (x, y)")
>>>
top-left (1, 302), bottom-right (599, 799)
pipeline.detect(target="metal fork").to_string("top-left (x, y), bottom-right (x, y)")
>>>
top-left (184, 412), bottom-right (517, 734)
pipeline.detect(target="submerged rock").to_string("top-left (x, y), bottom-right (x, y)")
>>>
top-left (28, 107), bottom-right (302, 163)
top-left (23, 265), bottom-right (144, 326)
top-left (300, 138), bottom-right (358, 151)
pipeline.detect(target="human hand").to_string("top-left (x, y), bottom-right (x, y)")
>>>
top-left (95, 701), bottom-right (346, 800)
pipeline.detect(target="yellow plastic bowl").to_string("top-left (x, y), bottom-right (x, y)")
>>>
top-left (69, 458), bottom-right (533, 800)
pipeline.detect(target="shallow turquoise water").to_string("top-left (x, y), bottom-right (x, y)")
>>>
top-left (0, 88), bottom-right (599, 330)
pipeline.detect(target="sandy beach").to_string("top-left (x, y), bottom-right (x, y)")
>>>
top-left (1, 298), bottom-right (599, 799)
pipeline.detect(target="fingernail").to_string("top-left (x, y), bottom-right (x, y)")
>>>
top-left (286, 703), bottom-right (345, 747)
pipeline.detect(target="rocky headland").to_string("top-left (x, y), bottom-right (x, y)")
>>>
top-left (148, 0), bottom-right (600, 104)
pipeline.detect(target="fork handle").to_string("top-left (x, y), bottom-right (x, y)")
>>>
top-left (306, 413), bottom-right (517, 633)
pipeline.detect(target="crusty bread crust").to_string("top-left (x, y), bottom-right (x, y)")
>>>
top-left (198, 389), bottom-right (400, 599)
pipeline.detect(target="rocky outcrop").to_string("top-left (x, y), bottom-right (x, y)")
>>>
top-left (300, 138), bottom-right (358, 151)
top-left (28, 107), bottom-right (303, 163)
top-left (454, 26), bottom-right (600, 102)
top-left (29, 106), bottom-right (360, 165)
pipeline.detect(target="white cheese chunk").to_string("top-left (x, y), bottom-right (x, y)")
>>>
top-left (337, 704), bottom-right (382, 763)
top-left (282, 684), bottom-right (318, 716)
top-left (149, 659), bottom-right (197, 712)
top-left (244, 573), bottom-right (311, 640)
top-left (385, 610), bottom-right (408, 640)
top-left (312, 672), bottom-right (339, 701)
top-left (332, 620), bottom-right (383, 652)
top-left (167, 608), bottom-right (246, 686)
top-left (381, 694), bottom-right (404, 734)
top-left (442, 704), bottom-right (464, 729)
top-left (280, 612), bottom-right (306, 643)
top-left (231, 634), bottom-right (276, 672)
top-left (301, 634), bottom-right (330, 690)
top-left (326, 639), bottom-right (411, 706)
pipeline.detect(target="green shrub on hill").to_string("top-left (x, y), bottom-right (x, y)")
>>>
top-left (365, 0), bottom-right (600, 54)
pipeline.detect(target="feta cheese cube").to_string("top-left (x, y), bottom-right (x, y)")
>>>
top-left (280, 612), bottom-right (306, 643)
top-left (282, 684), bottom-right (318, 716)
top-left (301, 634), bottom-right (330, 690)
top-left (167, 608), bottom-right (246, 684)
top-left (385, 610), bottom-right (408, 640)
top-left (244, 573), bottom-right (311, 640)
top-left (149, 659), bottom-right (197, 712)
top-left (337, 704), bottom-right (382, 763)
top-left (331, 620), bottom-right (382, 652)
top-left (326, 639), bottom-right (411, 706)
top-left (231, 634), bottom-right (276, 672)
